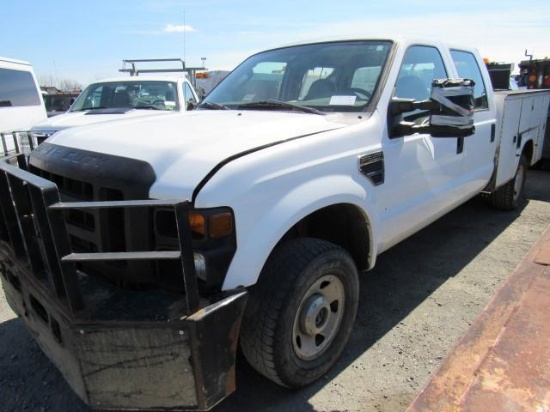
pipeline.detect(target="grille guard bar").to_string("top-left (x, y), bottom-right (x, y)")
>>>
top-left (0, 150), bottom-right (249, 411)
top-left (0, 152), bottom-right (200, 314)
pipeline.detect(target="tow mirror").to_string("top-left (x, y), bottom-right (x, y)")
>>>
top-left (390, 78), bottom-right (475, 138)
top-left (429, 79), bottom-right (475, 137)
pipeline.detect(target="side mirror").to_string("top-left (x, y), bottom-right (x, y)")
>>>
top-left (429, 78), bottom-right (475, 137)
top-left (389, 78), bottom-right (475, 138)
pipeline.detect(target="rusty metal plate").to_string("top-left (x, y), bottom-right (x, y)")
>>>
top-left (459, 269), bottom-right (550, 411)
top-left (534, 240), bottom-right (550, 265)
top-left (407, 225), bottom-right (550, 412)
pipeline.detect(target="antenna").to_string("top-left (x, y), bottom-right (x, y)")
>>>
top-left (183, 10), bottom-right (186, 65)
top-left (525, 49), bottom-right (533, 61)
top-left (53, 59), bottom-right (60, 88)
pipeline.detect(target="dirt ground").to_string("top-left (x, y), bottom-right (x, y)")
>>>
top-left (1, 169), bottom-right (549, 412)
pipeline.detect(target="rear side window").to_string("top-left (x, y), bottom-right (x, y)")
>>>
top-left (0, 68), bottom-right (41, 107)
top-left (450, 50), bottom-right (488, 109)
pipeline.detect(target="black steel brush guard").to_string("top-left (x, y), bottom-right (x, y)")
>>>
top-left (0, 150), bottom-right (247, 411)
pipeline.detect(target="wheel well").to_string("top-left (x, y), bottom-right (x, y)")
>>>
top-left (279, 203), bottom-right (371, 270)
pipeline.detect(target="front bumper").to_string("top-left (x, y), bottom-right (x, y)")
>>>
top-left (0, 153), bottom-right (248, 411)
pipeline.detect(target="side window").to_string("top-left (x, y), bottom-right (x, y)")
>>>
top-left (0, 68), bottom-right (41, 107)
top-left (450, 50), bottom-right (488, 109)
top-left (395, 46), bottom-right (448, 121)
top-left (183, 83), bottom-right (197, 104)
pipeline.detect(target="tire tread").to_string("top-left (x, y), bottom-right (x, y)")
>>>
top-left (240, 238), bottom-right (357, 387)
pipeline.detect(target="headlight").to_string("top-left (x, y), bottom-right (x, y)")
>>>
top-left (154, 207), bottom-right (236, 293)
top-left (189, 211), bottom-right (233, 238)
top-left (156, 208), bottom-right (234, 240)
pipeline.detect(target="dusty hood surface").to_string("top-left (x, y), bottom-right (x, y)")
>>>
top-left (37, 110), bottom-right (348, 199)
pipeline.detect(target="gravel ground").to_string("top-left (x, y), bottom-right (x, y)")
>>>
top-left (1, 168), bottom-right (549, 412)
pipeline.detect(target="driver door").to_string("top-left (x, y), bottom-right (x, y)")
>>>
top-left (377, 45), bottom-right (463, 250)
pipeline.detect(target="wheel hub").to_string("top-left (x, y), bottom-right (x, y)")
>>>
top-left (299, 294), bottom-right (330, 335)
top-left (292, 274), bottom-right (345, 360)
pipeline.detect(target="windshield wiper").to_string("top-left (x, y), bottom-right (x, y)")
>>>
top-left (135, 104), bottom-right (162, 110)
top-left (197, 101), bottom-right (230, 110)
top-left (72, 106), bottom-right (108, 112)
top-left (237, 100), bottom-right (324, 115)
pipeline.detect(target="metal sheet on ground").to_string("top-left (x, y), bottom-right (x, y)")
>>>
top-left (407, 225), bottom-right (550, 411)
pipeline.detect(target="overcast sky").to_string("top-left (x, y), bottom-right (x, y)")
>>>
top-left (3, 0), bottom-right (549, 86)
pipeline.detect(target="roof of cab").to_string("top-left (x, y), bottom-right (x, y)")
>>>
top-left (0, 56), bottom-right (32, 66)
top-left (254, 35), bottom-right (479, 55)
top-left (83, 74), bottom-right (190, 85)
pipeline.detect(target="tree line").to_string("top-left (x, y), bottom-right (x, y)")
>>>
top-left (38, 74), bottom-right (83, 92)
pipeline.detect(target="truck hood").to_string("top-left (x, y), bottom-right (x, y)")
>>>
top-left (44, 110), bottom-right (348, 199)
top-left (31, 109), bottom-right (174, 134)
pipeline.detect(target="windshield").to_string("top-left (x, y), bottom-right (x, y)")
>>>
top-left (202, 41), bottom-right (392, 113)
top-left (70, 80), bottom-right (179, 111)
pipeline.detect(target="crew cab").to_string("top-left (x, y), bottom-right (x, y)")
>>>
top-left (30, 74), bottom-right (199, 143)
top-left (1, 37), bottom-right (549, 411)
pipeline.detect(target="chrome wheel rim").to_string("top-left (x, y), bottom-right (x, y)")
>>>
top-left (292, 274), bottom-right (345, 360)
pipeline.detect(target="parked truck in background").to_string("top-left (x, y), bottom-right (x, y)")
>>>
top-left (0, 57), bottom-right (47, 155)
top-left (1, 37), bottom-right (549, 411)
top-left (485, 61), bottom-right (517, 90)
top-left (518, 55), bottom-right (550, 164)
top-left (41, 88), bottom-right (81, 117)
top-left (31, 58), bottom-right (200, 144)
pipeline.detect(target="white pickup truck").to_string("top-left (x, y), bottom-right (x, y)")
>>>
top-left (1, 37), bottom-right (549, 411)
top-left (30, 73), bottom-right (199, 144)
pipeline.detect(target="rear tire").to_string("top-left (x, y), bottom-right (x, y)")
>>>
top-left (489, 154), bottom-right (528, 210)
top-left (240, 238), bottom-right (359, 388)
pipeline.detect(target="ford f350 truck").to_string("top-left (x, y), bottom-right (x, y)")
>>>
top-left (1, 37), bottom-right (549, 411)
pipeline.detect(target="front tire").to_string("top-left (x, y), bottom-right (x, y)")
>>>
top-left (240, 238), bottom-right (359, 388)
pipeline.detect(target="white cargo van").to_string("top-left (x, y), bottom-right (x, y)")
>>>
top-left (0, 57), bottom-right (47, 154)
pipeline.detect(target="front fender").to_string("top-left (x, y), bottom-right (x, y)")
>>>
top-left (222, 174), bottom-right (379, 290)
top-left (192, 116), bottom-right (385, 291)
